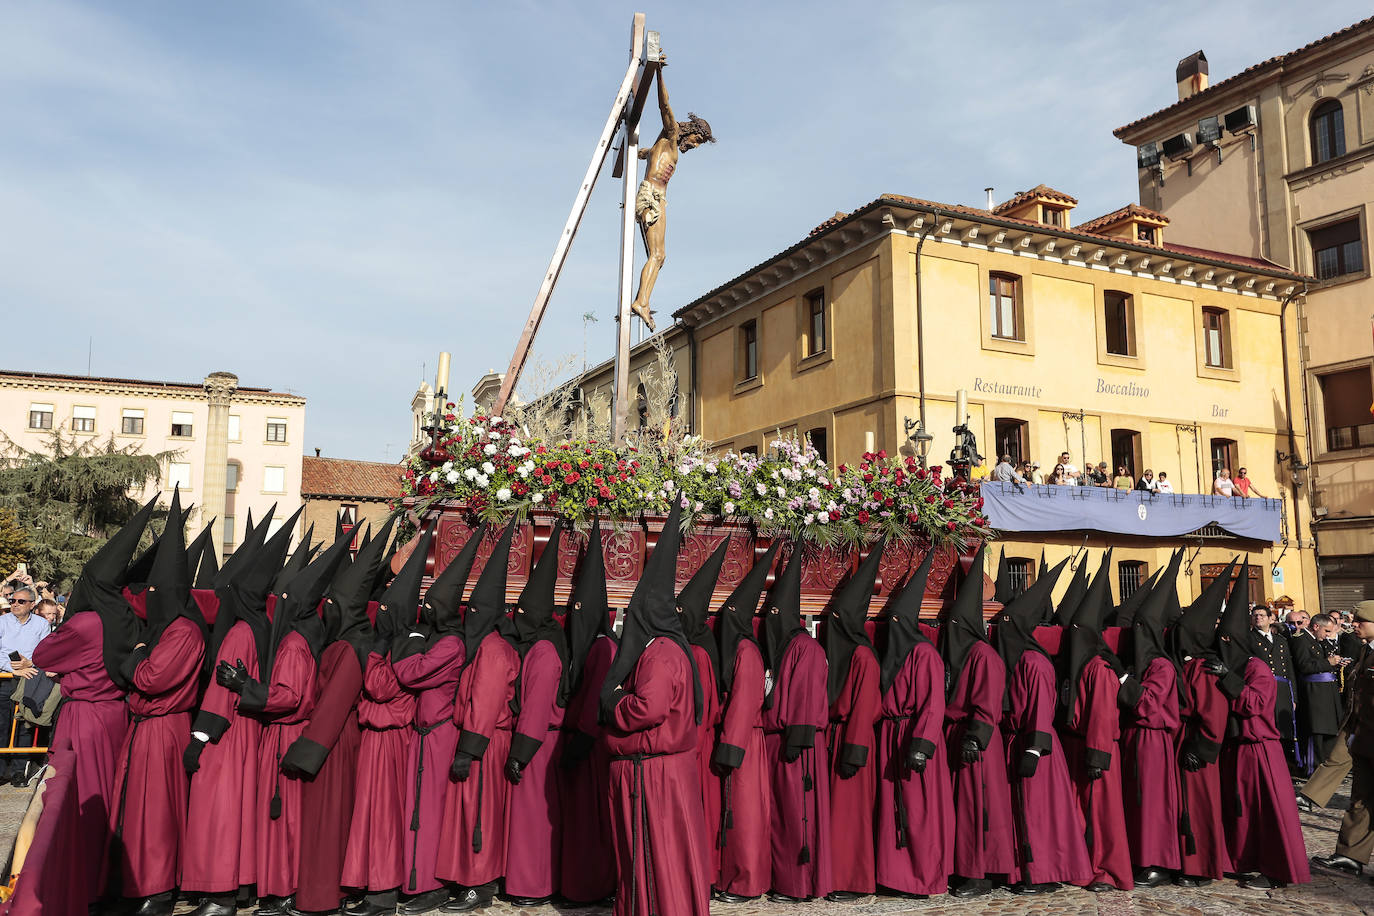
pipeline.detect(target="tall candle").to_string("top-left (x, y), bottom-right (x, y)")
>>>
top-left (436, 351), bottom-right (451, 396)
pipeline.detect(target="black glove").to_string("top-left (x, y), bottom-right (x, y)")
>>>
top-left (216, 659), bottom-right (251, 693)
top-left (1181, 751), bottom-right (1204, 772)
top-left (183, 738), bottom-right (206, 774)
top-left (450, 752), bottom-right (474, 782)
top-left (1205, 659), bottom-right (1229, 677)
top-left (505, 757), bottom-right (524, 785)
top-left (906, 748), bottom-right (929, 774)
top-left (836, 759), bottom-right (859, 779)
top-left (1018, 750), bottom-right (1040, 779)
top-left (1086, 765), bottom-right (1103, 781)
top-left (960, 737), bottom-right (983, 765)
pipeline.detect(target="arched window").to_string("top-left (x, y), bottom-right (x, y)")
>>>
top-left (1311, 99), bottom-right (1346, 164)
top-left (636, 383), bottom-right (649, 429)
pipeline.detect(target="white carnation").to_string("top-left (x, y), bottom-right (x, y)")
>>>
top-left (483, 443), bottom-right (498, 456)
top-left (496, 488), bottom-right (512, 502)
top-left (723, 501), bottom-right (735, 514)
top-left (445, 469), bottom-right (460, 484)
top-left (482, 461), bottom-right (495, 475)
top-left (531, 493), bottom-right (544, 504)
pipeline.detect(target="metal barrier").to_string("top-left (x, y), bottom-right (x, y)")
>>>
top-left (0, 674), bottom-right (50, 757)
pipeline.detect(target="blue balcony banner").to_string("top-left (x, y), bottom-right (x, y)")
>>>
top-left (978, 481), bottom-right (1282, 542)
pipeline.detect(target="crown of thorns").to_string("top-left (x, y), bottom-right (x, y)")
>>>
top-left (679, 112), bottom-right (716, 143)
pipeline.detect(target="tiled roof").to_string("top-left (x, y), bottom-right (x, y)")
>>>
top-left (1159, 242), bottom-right (1281, 271)
top-left (0, 368), bottom-right (291, 397)
top-left (1077, 204), bottom-right (1171, 233)
top-left (1114, 16), bottom-right (1374, 137)
top-left (991, 185), bottom-right (1078, 214)
top-left (301, 456), bottom-right (404, 500)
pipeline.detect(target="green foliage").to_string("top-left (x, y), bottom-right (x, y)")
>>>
top-left (0, 510), bottom-right (28, 576)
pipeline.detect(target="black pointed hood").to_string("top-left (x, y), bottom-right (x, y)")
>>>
top-left (601, 502), bottom-right (702, 724)
top-left (185, 523), bottom-right (216, 587)
top-left (880, 544), bottom-right (936, 692)
top-left (939, 543), bottom-right (987, 698)
top-left (1111, 567), bottom-right (1159, 629)
top-left (379, 524), bottom-right (435, 646)
top-left (565, 518), bottom-right (615, 697)
top-left (1172, 557), bottom-right (1236, 664)
top-left (1162, 549), bottom-right (1187, 626)
top-left (1060, 549), bottom-right (1117, 716)
top-left (994, 556), bottom-right (1069, 677)
top-left (192, 523), bottom-right (220, 589)
top-left (244, 507), bottom-right (257, 542)
top-left (760, 541), bottom-right (805, 675)
top-left (676, 535), bottom-right (730, 694)
top-left (824, 537), bottom-right (884, 704)
top-left (1132, 548), bottom-right (1182, 674)
top-left (144, 488), bottom-right (198, 646)
top-left (511, 520), bottom-right (571, 707)
top-left (716, 540), bottom-right (781, 693)
top-left (274, 523), bottom-right (316, 592)
top-left (204, 505), bottom-right (275, 678)
top-left (422, 522), bottom-right (488, 636)
top-left (462, 516), bottom-right (518, 665)
top-left (1052, 559), bottom-right (1090, 625)
top-left (323, 516), bottom-right (396, 668)
top-left (993, 548), bottom-right (1013, 605)
top-left (1214, 557), bottom-right (1253, 674)
top-left (265, 520), bottom-right (353, 676)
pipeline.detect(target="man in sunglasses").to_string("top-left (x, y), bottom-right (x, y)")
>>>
top-left (0, 583), bottom-right (52, 786)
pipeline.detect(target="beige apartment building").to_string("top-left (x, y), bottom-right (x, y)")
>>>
top-left (1114, 15), bottom-right (1374, 608)
top-left (0, 370), bottom-right (306, 557)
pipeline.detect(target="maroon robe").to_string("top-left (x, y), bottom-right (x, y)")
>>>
top-left (559, 636), bottom-right (617, 903)
top-left (30, 611), bottom-right (129, 907)
top-left (763, 633), bottom-right (832, 899)
top-left (436, 632), bottom-right (519, 888)
top-left (393, 634), bottom-right (465, 896)
top-left (827, 646), bottom-right (880, 894)
top-left (291, 641), bottom-right (365, 912)
top-left (1121, 656), bottom-right (1182, 870)
top-left (343, 651), bottom-right (416, 892)
top-left (1062, 655), bottom-right (1132, 889)
top-left (605, 639), bottom-right (711, 916)
top-left (690, 643), bottom-right (721, 880)
top-left (504, 640), bottom-right (566, 898)
top-left (247, 630), bottom-right (318, 898)
top-left (109, 617), bottom-right (204, 896)
top-left (713, 639), bottom-right (771, 898)
top-left (945, 640), bottom-right (1015, 879)
top-left (1004, 651), bottom-right (1091, 885)
top-left (1178, 657), bottom-right (1232, 879)
top-left (875, 641), bottom-right (952, 896)
top-left (1220, 657), bottom-right (1311, 884)
top-left (182, 620), bottom-right (262, 894)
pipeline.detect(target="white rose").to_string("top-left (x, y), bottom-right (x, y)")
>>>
top-left (496, 488), bottom-right (512, 502)
top-left (532, 493), bottom-right (544, 504)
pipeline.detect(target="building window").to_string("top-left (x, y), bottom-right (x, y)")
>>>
top-left (1104, 291), bottom-right (1135, 356)
top-left (807, 427), bottom-right (828, 464)
top-left (171, 410), bottom-right (194, 438)
top-left (263, 466), bottom-right (286, 494)
top-left (1319, 368), bottom-right (1374, 451)
top-left (228, 414), bottom-right (241, 441)
top-left (1041, 206), bottom-right (1064, 227)
top-left (1309, 219), bottom-right (1363, 280)
top-left (28, 403), bottom-right (53, 430)
top-left (1110, 428), bottom-right (1142, 480)
top-left (1202, 307), bottom-right (1231, 368)
top-left (739, 445), bottom-right (759, 458)
top-left (223, 515), bottom-right (235, 553)
top-left (636, 384), bottom-right (649, 429)
top-left (226, 461), bottom-right (241, 492)
top-left (71, 405), bottom-right (97, 433)
top-left (1006, 558), bottom-right (1033, 599)
top-left (121, 408), bottom-right (145, 436)
top-left (988, 273), bottom-right (1022, 341)
top-left (167, 461), bottom-right (192, 491)
top-left (1310, 99), bottom-right (1346, 165)
top-left (1210, 437), bottom-right (1238, 479)
top-left (993, 418), bottom-right (1028, 464)
top-left (266, 418), bottom-right (287, 442)
top-left (1137, 226), bottom-right (1156, 244)
top-left (804, 289), bottom-right (826, 356)
top-left (340, 505), bottom-right (360, 550)
top-left (1119, 561), bottom-right (1148, 600)
top-left (739, 320), bottom-right (759, 381)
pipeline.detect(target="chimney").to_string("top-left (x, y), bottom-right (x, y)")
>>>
top-left (1176, 50), bottom-right (1208, 101)
top-left (314, 447), bottom-right (321, 457)
top-left (985, 187), bottom-right (995, 209)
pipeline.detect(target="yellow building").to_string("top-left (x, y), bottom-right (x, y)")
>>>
top-left (1114, 17), bottom-right (1374, 607)
top-left (568, 186), bottom-right (1315, 611)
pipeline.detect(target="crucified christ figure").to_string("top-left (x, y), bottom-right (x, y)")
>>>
top-left (629, 65), bottom-right (715, 332)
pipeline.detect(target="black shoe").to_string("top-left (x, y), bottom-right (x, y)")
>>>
top-left (1296, 795), bottom-right (1313, 811)
top-left (1009, 882), bottom-right (1058, 896)
top-left (345, 893), bottom-right (398, 916)
top-left (506, 897), bottom-right (550, 908)
top-left (1085, 882), bottom-right (1117, 893)
top-left (1239, 874), bottom-right (1274, 889)
top-left (825, 891), bottom-right (865, 901)
top-left (766, 892), bottom-right (804, 903)
top-left (10, 773), bottom-right (28, 788)
top-left (189, 899), bottom-right (238, 916)
top-left (950, 878), bottom-right (991, 898)
top-left (399, 889), bottom-right (450, 915)
top-left (257, 897), bottom-right (294, 916)
top-left (1134, 868), bottom-right (1170, 888)
top-left (712, 892), bottom-right (756, 904)
top-left (1173, 875), bottom-right (1212, 888)
top-left (131, 894), bottom-right (176, 916)
top-left (440, 890), bottom-right (490, 913)
top-left (1311, 854), bottom-right (1364, 875)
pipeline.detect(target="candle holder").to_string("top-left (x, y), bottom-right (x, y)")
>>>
top-left (418, 389), bottom-right (452, 467)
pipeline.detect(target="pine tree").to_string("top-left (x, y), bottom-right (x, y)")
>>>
top-left (0, 510), bottom-right (27, 577)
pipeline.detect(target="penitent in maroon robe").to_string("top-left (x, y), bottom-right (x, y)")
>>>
top-left (1004, 651), bottom-right (1092, 886)
top-left (690, 643), bottom-right (722, 880)
top-left (875, 641), bottom-right (952, 896)
top-left (1062, 655), bottom-right (1133, 889)
top-left (504, 640), bottom-right (566, 899)
top-left (1220, 657), bottom-right (1311, 884)
top-left (244, 630), bottom-right (318, 899)
top-left (606, 639), bottom-right (711, 916)
top-left (559, 636), bottom-right (618, 904)
top-left (31, 611), bottom-right (130, 907)
top-left (1177, 656), bottom-right (1232, 879)
top-left (1121, 656), bottom-right (1182, 871)
top-left (763, 633), bottom-right (832, 899)
top-left (343, 650), bottom-right (416, 893)
top-left (109, 616), bottom-right (204, 896)
top-left (436, 631), bottom-right (519, 888)
top-left (827, 646), bottom-right (881, 894)
top-left (289, 641), bottom-right (365, 912)
top-left (393, 633), bottom-right (465, 896)
top-left (183, 620), bottom-right (262, 895)
top-left (945, 640), bottom-right (1015, 880)
top-left (714, 639), bottom-right (771, 898)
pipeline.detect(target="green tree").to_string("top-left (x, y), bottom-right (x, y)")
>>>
top-left (0, 510), bottom-right (28, 577)
top-left (0, 430), bottom-right (175, 590)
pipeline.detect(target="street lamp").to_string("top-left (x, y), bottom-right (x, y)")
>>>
top-left (903, 416), bottom-right (934, 467)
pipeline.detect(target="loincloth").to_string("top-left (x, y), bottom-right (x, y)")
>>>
top-left (635, 180), bottom-right (665, 226)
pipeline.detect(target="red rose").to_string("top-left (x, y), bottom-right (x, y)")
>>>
top-left (925, 494), bottom-right (938, 504)
top-left (580, 459), bottom-right (590, 469)
top-left (884, 498), bottom-right (894, 508)
top-left (593, 462), bottom-right (604, 471)
top-left (908, 512), bottom-right (920, 524)
top-left (857, 510), bottom-right (870, 524)
top-left (829, 510), bottom-right (841, 522)
top-left (877, 449), bottom-right (887, 460)
top-left (914, 468), bottom-right (928, 480)
top-left (943, 499), bottom-right (954, 509)
top-left (946, 521), bottom-right (957, 531)
top-left (863, 473), bottom-right (873, 483)
top-left (872, 490), bottom-right (883, 501)
top-left (599, 487), bottom-right (611, 499)
top-left (566, 471), bottom-right (581, 484)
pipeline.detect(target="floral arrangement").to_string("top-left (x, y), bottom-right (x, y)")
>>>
top-left (400, 409), bottom-right (987, 550)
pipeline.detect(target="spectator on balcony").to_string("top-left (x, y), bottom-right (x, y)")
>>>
top-left (1024, 461), bottom-right (1044, 485)
top-left (1057, 452), bottom-right (1081, 484)
top-left (1135, 470), bottom-right (1157, 493)
top-left (1213, 469), bottom-right (1236, 497)
top-left (993, 456), bottom-right (1025, 484)
top-left (1155, 472), bottom-right (1174, 494)
top-left (1086, 462), bottom-right (1110, 488)
top-left (1112, 466), bottom-right (1133, 490)
top-left (1049, 464), bottom-right (1070, 486)
top-left (1234, 468), bottom-right (1264, 499)
top-left (0, 585), bottom-right (52, 786)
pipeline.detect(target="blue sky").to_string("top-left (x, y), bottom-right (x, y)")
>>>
top-left (2, 1), bottom-right (1368, 462)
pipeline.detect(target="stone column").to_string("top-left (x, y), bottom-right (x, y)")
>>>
top-left (202, 371), bottom-right (238, 557)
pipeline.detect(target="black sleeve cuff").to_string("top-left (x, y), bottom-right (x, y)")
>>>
top-left (119, 645), bottom-right (150, 686)
top-left (1217, 671), bottom-right (1245, 700)
top-left (192, 710), bottom-right (231, 743)
top-left (782, 724), bottom-right (816, 752)
top-left (1190, 734), bottom-right (1223, 765)
top-left (237, 678), bottom-right (268, 712)
top-left (908, 736), bottom-right (936, 759)
top-left (508, 732), bottom-right (543, 767)
top-left (281, 737), bottom-right (329, 777)
top-left (1085, 747), bottom-right (1112, 770)
top-left (456, 730), bottom-right (491, 759)
top-left (713, 742), bottom-right (746, 769)
top-left (1027, 729), bottom-right (1053, 755)
top-left (1116, 678), bottom-right (1143, 710)
top-left (839, 742), bottom-right (869, 769)
top-left (964, 718), bottom-right (993, 750)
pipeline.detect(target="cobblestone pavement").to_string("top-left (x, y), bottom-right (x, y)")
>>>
top-left (0, 780), bottom-right (1369, 916)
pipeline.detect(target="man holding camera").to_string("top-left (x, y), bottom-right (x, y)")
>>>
top-left (0, 575), bottom-right (53, 785)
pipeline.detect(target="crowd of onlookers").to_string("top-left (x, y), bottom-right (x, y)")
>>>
top-left (980, 449), bottom-right (1267, 497)
top-left (0, 567), bottom-right (63, 787)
